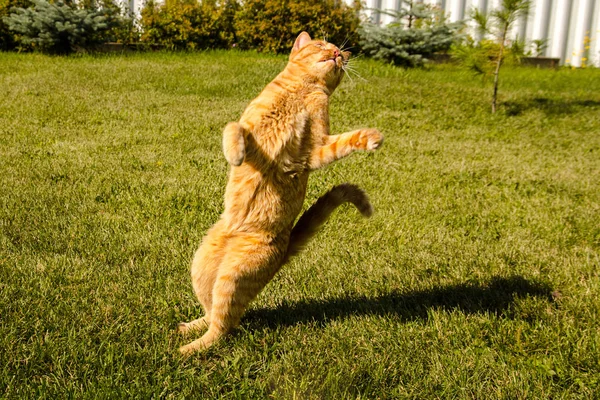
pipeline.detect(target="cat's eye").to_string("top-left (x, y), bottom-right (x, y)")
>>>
top-left (315, 43), bottom-right (324, 48)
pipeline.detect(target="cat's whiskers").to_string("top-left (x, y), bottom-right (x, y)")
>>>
top-left (345, 68), bottom-right (367, 83)
top-left (344, 55), bottom-right (365, 71)
top-left (341, 63), bottom-right (355, 83)
top-left (339, 37), bottom-right (349, 52)
top-left (342, 58), bottom-right (368, 83)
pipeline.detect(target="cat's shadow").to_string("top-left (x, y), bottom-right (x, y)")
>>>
top-left (245, 275), bottom-right (556, 328)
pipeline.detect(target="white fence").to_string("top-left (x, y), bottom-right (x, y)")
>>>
top-left (361, 0), bottom-right (600, 66)
top-left (126, 0), bottom-right (599, 67)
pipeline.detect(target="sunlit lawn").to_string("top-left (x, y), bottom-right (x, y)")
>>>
top-left (1, 51), bottom-right (599, 398)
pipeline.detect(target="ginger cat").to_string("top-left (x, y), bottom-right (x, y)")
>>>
top-left (178, 32), bottom-right (383, 354)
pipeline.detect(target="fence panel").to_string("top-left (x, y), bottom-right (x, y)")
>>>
top-left (357, 0), bottom-right (600, 66)
top-left (127, 0), bottom-right (599, 66)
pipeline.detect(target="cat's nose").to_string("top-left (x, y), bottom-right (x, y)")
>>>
top-left (333, 49), bottom-right (340, 58)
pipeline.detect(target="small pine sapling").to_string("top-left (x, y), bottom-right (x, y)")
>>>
top-left (452, 0), bottom-right (530, 113)
top-left (531, 38), bottom-right (548, 57)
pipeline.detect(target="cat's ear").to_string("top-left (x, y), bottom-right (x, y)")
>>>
top-left (292, 32), bottom-right (312, 54)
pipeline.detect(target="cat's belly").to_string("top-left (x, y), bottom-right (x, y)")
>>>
top-left (222, 168), bottom-right (309, 237)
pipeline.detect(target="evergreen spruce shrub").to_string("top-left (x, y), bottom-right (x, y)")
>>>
top-left (0, 0), bottom-right (30, 50)
top-left (359, 2), bottom-right (461, 67)
top-left (76, 0), bottom-right (140, 45)
top-left (140, 0), bottom-right (237, 50)
top-left (3, 0), bottom-right (123, 53)
top-left (233, 0), bottom-right (361, 53)
top-left (93, 0), bottom-right (139, 45)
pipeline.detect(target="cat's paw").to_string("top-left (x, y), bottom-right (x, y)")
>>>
top-left (177, 317), bottom-right (209, 335)
top-left (360, 129), bottom-right (384, 151)
top-left (179, 337), bottom-right (211, 355)
top-left (179, 343), bottom-right (196, 356)
top-left (177, 322), bottom-right (191, 335)
top-left (224, 140), bottom-right (245, 166)
top-left (223, 122), bottom-right (246, 166)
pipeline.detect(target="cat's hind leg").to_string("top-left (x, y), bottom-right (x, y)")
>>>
top-left (179, 235), bottom-right (283, 354)
top-left (178, 220), bottom-right (229, 335)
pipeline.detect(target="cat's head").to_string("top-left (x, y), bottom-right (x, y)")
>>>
top-left (288, 32), bottom-right (350, 92)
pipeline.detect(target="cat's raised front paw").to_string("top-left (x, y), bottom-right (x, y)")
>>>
top-left (224, 137), bottom-right (245, 166)
top-left (361, 129), bottom-right (384, 151)
top-left (223, 122), bottom-right (246, 166)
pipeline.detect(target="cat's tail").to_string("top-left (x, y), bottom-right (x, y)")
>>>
top-left (284, 183), bottom-right (373, 262)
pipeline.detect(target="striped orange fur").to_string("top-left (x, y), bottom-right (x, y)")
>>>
top-left (178, 32), bottom-right (383, 354)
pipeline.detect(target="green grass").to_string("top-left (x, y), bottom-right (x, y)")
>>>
top-left (1, 50), bottom-right (599, 398)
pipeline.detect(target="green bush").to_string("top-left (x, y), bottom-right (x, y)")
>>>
top-left (109, 12), bottom-right (139, 45)
top-left (102, 0), bottom-right (139, 45)
top-left (359, 2), bottom-right (461, 67)
top-left (140, 0), bottom-right (237, 50)
top-left (233, 0), bottom-right (361, 53)
top-left (3, 0), bottom-right (123, 53)
top-left (140, 0), bottom-right (361, 53)
top-left (0, 0), bottom-right (30, 50)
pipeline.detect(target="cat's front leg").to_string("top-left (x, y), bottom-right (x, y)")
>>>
top-left (309, 128), bottom-right (383, 170)
top-left (222, 122), bottom-right (247, 166)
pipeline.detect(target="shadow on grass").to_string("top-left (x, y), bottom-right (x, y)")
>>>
top-left (504, 97), bottom-right (600, 116)
top-left (246, 276), bottom-right (555, 328)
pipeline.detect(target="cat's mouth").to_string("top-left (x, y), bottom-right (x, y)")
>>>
top-left (320, 56), bottom-right (344, 68)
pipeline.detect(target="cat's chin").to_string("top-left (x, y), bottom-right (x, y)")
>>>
top-left (317, 60), bottom-right (344, 78)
